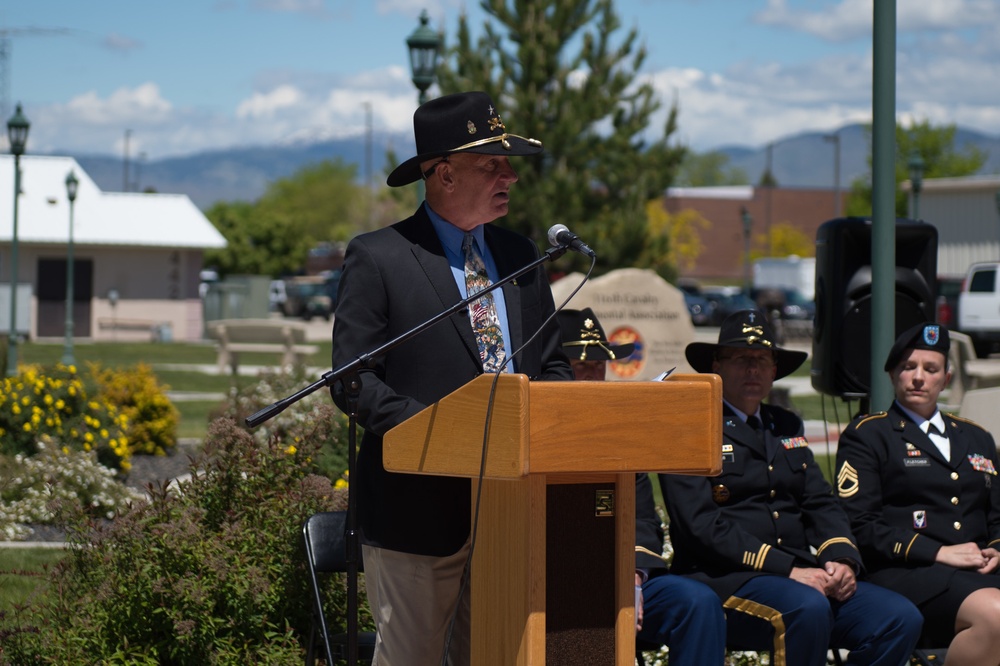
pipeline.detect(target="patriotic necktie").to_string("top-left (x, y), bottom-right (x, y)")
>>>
top-left (463, 233), bottom-right (506, 373)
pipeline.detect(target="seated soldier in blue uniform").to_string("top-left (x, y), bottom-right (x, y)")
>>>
top-left (658, 310), bottom-right (922, 666)
top-left (837, 323), bottom-right (1000, 665)
top-left (556, 308), bottom-right (726, 666)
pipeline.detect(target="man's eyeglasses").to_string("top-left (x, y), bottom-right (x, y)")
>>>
top-left (717, 354), bottom-right (776, 369)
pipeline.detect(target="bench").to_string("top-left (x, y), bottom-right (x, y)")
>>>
top-left (206, 318), bottom-right (319, 374)
top-left (942, 331), bottom-right (1000, 410)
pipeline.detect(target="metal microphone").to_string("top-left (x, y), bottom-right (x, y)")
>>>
top-left (547, 224), bottom-right (596, 258)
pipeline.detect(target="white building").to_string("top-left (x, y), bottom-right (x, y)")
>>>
top-left (908, 175), bottom-right (1000, 278)
top-left (0, 155), bottom-right (227, 342)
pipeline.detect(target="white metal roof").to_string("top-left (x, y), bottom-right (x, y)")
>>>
top-left (666, 185), bottom-right (755, 200)
top-left (0, 155), bottom-right (227, 249)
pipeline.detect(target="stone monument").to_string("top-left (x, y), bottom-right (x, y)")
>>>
top-left (550, 268), bottom-right (695, 381)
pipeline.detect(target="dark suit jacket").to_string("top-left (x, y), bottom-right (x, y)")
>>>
top-left (660, 403), bottom-right (862, 600)
top-left (836, 402), bottom-right (1000, 602)
top-left (330, 206), bottom-right (572, 556)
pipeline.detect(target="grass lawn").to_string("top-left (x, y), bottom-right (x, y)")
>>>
top-left (0, 548), bottom-right (67, 611)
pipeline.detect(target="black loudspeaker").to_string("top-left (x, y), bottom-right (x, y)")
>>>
top-left (812, 217), bottom-right (937, 398)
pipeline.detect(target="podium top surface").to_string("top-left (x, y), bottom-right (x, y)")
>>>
top-left (384, 373), bottom-right (722, 479)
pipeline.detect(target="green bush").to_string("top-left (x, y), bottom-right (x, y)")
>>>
top-left (213, 367), bottom-right (354, 485)
top-left (0, 364), bottom-right (131, 472)
top-left (0, 418), bottom-right (371, 664)
top-left (91, 362), bottom-right (180, 456)
top-left (0, 440), bottom-right (145, 541)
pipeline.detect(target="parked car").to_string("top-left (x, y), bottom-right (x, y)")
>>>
top-left (683, 292), bottom-right (713, 326)
top-left (268, 279), bottom-right (287, 312)
top-left (703, 287), bottom-right (756, 326)
top-left (936, 275), bottom-right (963, 329)
top-left (751, 287), bottom-right (815, 321)
top-left (957, 262), bottom-right (1000, 357)
top-left (281, 277), bottom-right (332, 321)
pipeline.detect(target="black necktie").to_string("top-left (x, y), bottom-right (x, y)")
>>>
top-left (927, 423), bottom-right (942, 437)
top-left (747, 415), bottom-right (762, 431)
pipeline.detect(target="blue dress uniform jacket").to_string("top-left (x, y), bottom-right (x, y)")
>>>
top-left (836, 402), bottom-right (1000, 604)
top-left (661, 403), bottom-right (861, 600)
top-left (330, 206), bottom-right (572, 557)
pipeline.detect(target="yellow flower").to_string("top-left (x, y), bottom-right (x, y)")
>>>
top-left (22, 422), bottom-right (31, 432)
top-left (84, 432), bottom-right (94, 443)
top-left (43, 394), bottom-right (54, 405)
top-left (285, 445), bottom-right (297, 455)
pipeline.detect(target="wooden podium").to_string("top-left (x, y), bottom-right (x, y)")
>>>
top-left (384, 373), bottom-right (722, 665)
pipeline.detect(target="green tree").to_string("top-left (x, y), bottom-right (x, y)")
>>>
top-left (435, 0), bottom-right (686, 277)
top-left (675, 150), bottom-right (748, 187)
top-left (204, 160), bottom-right (390, 277)
top-left (845, 120), bottom-right (987, 217)
top-left (257, 159), bottom-right (367, 241)
top-left (203, 201), bottom-right (312, 277)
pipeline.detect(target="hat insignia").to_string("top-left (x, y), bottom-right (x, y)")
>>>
top-left (923, 325), bottom-right (940, 346)
top-left (489, 115), bottom-right (505, 132)
top-left (467, 120), bottom-right (477, 135)
top-left (584, 318), bottom-right (595, 330)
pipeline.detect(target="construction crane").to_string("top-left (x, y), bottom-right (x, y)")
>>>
top-left (0, 26), bottom-right (72, 122)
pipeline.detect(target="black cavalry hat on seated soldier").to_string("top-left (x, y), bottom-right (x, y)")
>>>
top-left (685, 309), bottom-right (808, 380)
top-left (386, 90), bottom-right (543, 187)
top-left (557, 307), bottom-right (635, 362)
top-left (883, 321), bottom-right (950, 372)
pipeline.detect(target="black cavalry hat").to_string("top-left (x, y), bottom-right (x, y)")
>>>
top-left (883, 322), bottom-right (951, 372)
top-left (684, 309), bottom-right (808, 380)
top-left (557, 308), bottom-right (635, 362)
top-left (386, 91), bottom-right (543, 187)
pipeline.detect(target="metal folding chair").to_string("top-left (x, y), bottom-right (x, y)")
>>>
top-left (303, 511), bottom-right (376, 665)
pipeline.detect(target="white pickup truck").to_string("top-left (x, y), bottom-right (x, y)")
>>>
top-left (958, 261), bottom-right (1000, 357)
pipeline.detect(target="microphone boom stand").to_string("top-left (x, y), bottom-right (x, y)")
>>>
top-left (245, 244), bottom-right (569, 666)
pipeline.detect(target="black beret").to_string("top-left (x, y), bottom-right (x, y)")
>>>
top-left (884, 322), bottom-right (950, 372)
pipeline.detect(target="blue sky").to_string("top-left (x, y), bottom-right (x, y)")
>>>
top-left (2, 0), bottom-right (998, 160)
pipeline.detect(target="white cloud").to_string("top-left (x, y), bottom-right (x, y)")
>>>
top-left (756, 0), bottom-right (1000, 42)
top-left (62, 83), bottom-right (173, 126)
top-left (235, 85), bottom-right (304, 119)
top-left (103, 33), bottom-right (143, 53)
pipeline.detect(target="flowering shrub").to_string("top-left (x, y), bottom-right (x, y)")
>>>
top-left (214, 367), bottom-right (354, 485)
top-left (0, 364), bottom-right (131, 471)
top-left (0, 418), bottom-right (369, 663)
top-left (0, 439), bottom-right (145, 541)
top-left (91, 362), bottom-right (179, 456)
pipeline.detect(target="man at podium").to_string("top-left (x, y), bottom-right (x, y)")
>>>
top-left (557, 308), bottom-right (727, 665)
top-left (659, 310), bottom-right (922, 665)
top-left (331, 91), bottom-right (572, 666)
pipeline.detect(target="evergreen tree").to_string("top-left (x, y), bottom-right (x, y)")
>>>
top-left (435, 0), bottom-right (686, 276)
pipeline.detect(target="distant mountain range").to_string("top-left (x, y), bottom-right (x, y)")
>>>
top-left (65, 124), bottom-right (1000, 211)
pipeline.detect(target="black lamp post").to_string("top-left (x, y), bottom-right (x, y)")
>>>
top-left (741, 206), bottom-right (753, 292)
top-left (908, 152), bottom-right (925, 220)
top-left (62, 170), bottom-right (79, 367)
top-left (5, 103), bottom-right (29, 377)
top-left (406, 10), bottom-right (442, 201)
